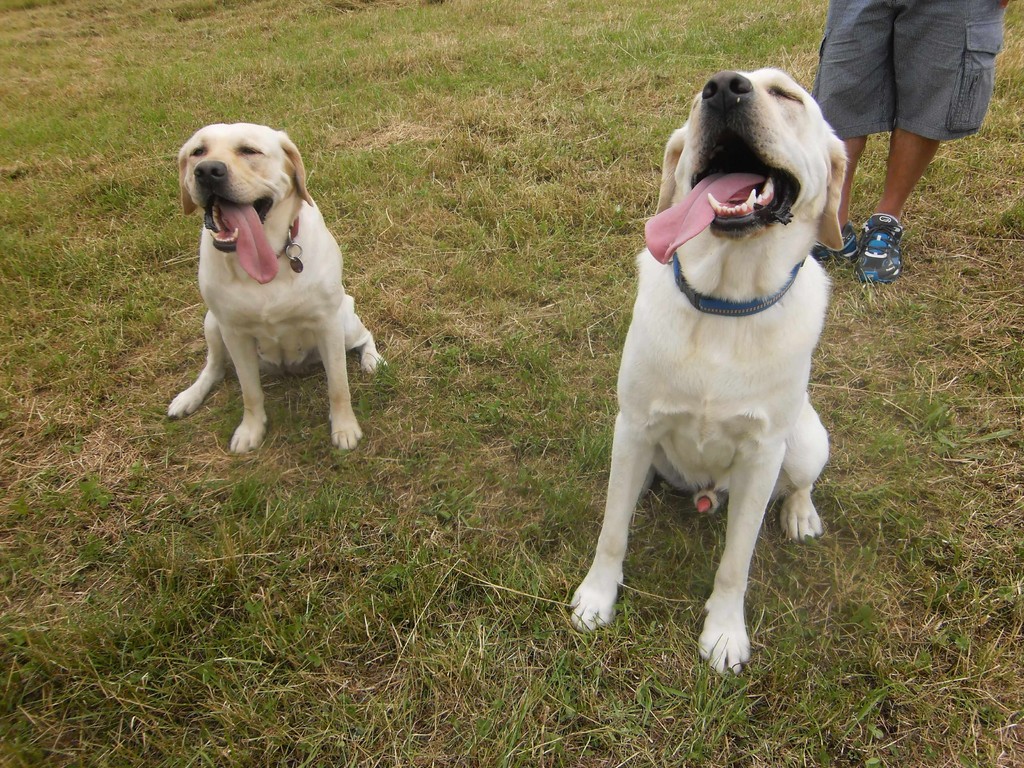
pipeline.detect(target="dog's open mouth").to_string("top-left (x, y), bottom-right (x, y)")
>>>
top-left (202, 196), bottom-right (279, 284)
top-left (693, 131), bottom-right (799, 236)
top-left (204, 196), bottom-right (274, 251)
top-left (645, 131), bottom-right (803, 264)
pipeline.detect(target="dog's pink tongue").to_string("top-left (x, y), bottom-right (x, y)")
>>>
top-left (218, 202), bottom-right (279, 284)
top-left (645, 173), bottom-right (765, 264)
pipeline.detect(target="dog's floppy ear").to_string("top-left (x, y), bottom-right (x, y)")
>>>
top-left (656, 127), bottom-right (687, 214)
top-left (178, 144), bottom-right (197, 215)
top-left (817, 133), bottom-right (847, 250)
top-left (279, 132), bottom-right (314, 207)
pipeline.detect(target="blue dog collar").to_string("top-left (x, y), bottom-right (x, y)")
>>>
top-left (671, 253), bottom-right (804, 317)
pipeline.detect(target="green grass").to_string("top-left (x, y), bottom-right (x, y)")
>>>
top-left (2, 0), bottom-right (1022, 765)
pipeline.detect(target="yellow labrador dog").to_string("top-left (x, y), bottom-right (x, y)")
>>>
top-left (571, 70), bottom-right (845, 673)
top-left (169, 123), bottom-right (383, 453)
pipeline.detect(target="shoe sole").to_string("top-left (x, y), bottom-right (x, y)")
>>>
top-left (857, 271), bottom-right (900, 283)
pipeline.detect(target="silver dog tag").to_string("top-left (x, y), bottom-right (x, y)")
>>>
top-left (285, 242), bottom-right (303, 273)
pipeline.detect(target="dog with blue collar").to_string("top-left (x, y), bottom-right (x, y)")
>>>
top-left (570, 68), bottom-right (847, 674)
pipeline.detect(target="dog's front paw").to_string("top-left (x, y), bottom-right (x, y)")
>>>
top-left (168, 387), bottom-right (205, 419)
top-left (699, 611), bottom-right (750, 674)
top-left (570, 576), bottom-right (619, 631)
top-left (229, 418), bottom-right (266, 453)
top-left (779, 490), bottom-right (823, 541)
top-left (360, 349), bottom-right (384, 374)
top-left (331, 420), bottom-right (363, 450)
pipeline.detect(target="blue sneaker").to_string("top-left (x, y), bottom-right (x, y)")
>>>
top-left (810, 221), bottom-right (857, 262)
top-left (855, 214), bottom-right (903, 283)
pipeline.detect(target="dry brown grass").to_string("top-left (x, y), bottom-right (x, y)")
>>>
top-left (1, 0), bottom-right (1021, 766)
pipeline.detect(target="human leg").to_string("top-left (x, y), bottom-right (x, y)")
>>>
top-left (854, 1), bottom-right (1005, 283)
top-left (853, 129), bottom-right (939, 283)
top-left (875, 129), bottom-right (940, 219)
top-left (838, 136), bottom-right (866, 227)
top-left (808, 0), bottom-right (892, 261)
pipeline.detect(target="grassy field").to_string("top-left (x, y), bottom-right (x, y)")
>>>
top-left (1, 0), bottom-right (1022, 765)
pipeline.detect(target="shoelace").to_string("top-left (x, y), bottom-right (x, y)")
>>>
top-left (863, 225), bottom-right (900, 255)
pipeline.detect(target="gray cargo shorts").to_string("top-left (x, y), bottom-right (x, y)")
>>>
top-left (813, 0), bottom-right (1005, 141)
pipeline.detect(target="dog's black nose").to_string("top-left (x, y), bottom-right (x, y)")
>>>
top-left (702, 70), bottom-right (754, 114)
top-left (194, 160), bottom-right (228, 186)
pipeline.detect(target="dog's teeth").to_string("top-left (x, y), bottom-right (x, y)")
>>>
top-left (709, 191), bottom-right (756, 218)
top-left (757, 177), bottom-right (775, 206)
top-left (708, 192), bottom-right (726, 216)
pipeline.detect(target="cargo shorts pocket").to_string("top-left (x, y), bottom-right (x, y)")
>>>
top-left (947, 19), bottom-right (1004, 133)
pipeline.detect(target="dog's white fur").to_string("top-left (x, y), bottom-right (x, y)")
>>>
top-left (169, 123), bottom-right (382, 452)
top-left (570, 70), bottom-right (846, 673)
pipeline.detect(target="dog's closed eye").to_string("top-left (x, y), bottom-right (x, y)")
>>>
top-left (238, 146), bottom-right (263, 156)
top-left (769, 86), bottom-right (803, 103)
